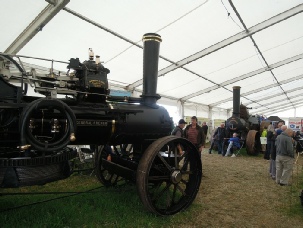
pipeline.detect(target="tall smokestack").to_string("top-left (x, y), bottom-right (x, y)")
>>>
top-left (232, 86), bottom-right (241, 117)
top-left (141, 33), bottom-right (161, 106)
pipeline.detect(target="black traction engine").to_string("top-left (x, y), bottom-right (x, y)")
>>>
top-left (0, 33), bottom-right (202, 216)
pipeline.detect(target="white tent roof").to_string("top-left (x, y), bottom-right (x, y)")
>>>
top-left (1, 0), bottom-right (303, 119)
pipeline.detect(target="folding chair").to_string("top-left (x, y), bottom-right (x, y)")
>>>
top-left (232, 140), bottom-right (245, 157)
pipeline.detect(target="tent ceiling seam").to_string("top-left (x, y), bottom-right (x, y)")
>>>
top-left (228, 0), bottom-right (296, 109)
top-left (209, 73), bottom-right (303, 107)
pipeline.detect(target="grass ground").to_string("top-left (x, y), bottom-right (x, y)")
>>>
top-left (197, 148), bottom-right (303, 227)
top-left (1, 147), bottom-right (303, 227)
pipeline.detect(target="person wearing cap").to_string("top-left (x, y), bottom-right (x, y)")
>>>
top-left (172, 119), bottom-right (187, 155)
top-left (171, 119), bottom-right (187, 137)
top-left (184, 116), bottom-right (205, 155)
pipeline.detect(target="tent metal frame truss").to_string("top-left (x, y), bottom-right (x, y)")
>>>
top-left (2, 0), bottom-right (303, 118)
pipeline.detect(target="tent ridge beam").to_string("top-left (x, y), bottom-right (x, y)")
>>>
top-left (5, 0), bottom-right (70, 54)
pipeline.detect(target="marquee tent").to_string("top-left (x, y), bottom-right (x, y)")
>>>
top-left (1, 0), bottom-right (303, 123)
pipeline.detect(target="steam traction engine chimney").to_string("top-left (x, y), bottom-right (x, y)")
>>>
top-left (141, 33), bottom-right (162, 105)
top-left (232, 86), bottom-right (241, 117)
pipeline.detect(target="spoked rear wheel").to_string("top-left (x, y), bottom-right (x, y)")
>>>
top-left (136, 136), bottom-right (202, 216)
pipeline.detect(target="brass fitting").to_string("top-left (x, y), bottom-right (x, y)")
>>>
top-left (18, 145), bottom-right (31, 150)
top-left (70, 133), bottom-right (76, 142)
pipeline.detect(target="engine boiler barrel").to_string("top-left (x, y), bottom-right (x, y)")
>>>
top-left (112, 104), bottom-right (172, 144)
top-left (141, 33), bottom-right (162, 105)
top-left (72, 104), bottom-right (173, 145)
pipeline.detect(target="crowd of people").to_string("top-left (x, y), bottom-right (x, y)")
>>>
top-left (269, 121), bottom-right (303, 186)
top-left (172, 118), bottom-right (301, 186)
top-left (172, 116), bottom-right (206, 157)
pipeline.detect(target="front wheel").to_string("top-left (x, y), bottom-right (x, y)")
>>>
top-left (136, 136), bottom-right (202, 216)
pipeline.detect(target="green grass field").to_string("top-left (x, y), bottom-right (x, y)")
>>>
top-left (1, 151), bottom-right (303, 227)
top-left (0, 173), bottom-right (196, 227)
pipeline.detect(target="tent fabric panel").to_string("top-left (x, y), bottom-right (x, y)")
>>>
top-left (185, 38), bottom-right (264, 85)
top-left (1, 0), bottom-right (47, 51)
top-left (157, 69), bottom-right (214, 99)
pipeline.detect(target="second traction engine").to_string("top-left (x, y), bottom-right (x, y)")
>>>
top-left (225, 86), bottom-right (262, 155)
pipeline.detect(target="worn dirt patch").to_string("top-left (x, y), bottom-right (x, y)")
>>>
top-left (188, 148), bottom-right (303, 227)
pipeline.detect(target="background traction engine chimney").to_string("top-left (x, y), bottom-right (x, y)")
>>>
top-left (232, 86), bottom-right (241, 117)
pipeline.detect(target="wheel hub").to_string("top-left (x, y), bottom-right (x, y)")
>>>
top-left (171, 170), bottom-right (182, 184)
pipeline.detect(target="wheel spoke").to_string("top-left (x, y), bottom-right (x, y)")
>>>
top-left (181, 170), bottom-right (193, 175)
top-left (181, 158), bottom-right (189, 171)
top-left (148, 175), bottom-right (170, 181)
top-left (173, 145), bottom-right (179, 167)
top-left (156, 153), bottom-right (172, 171)
top-left (165, 187), bottom-right (173, 208)
top-left (151, 182), bottom-right (171, 202)
top-left (175, 183), bottom-right (187, 196)
top-left (180, 179), bottom-right (189, 185)
top-left (148, 181), bottom-right (163, 193)
top-left (171, 185), bottom-right (185, 206)
top-left (172, 184), bottom-right (178, 204)
top-left (180, 150), bottom-right (188, 159)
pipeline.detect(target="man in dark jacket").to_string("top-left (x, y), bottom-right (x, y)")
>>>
top-left (275, 128), bottom-right (294, 186)
top-left (171, 119), bottom-right (187, 137)
top-left (201, 122), bottom-right (208, 148)
top-left (209, 123), bottom-right (226, 155)
top-left (184, 116), bottom-right (205, 155)
top-left (171, 119), bottom-right (187, 155)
